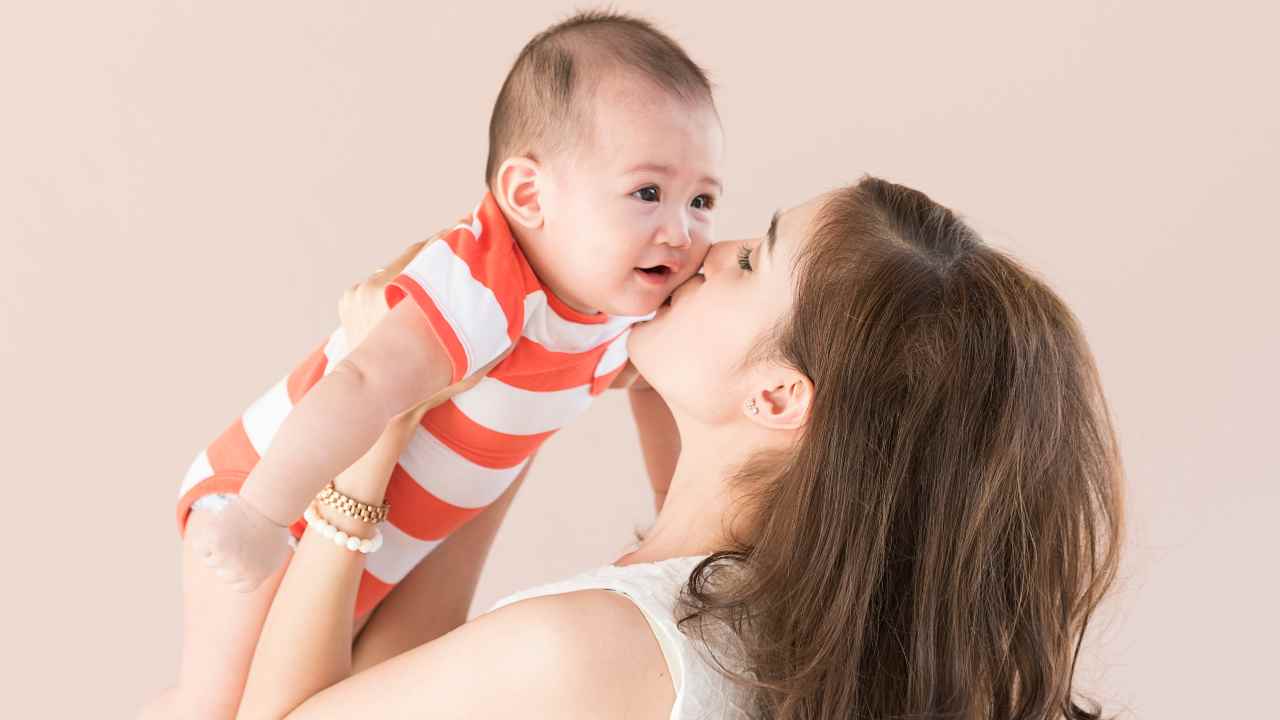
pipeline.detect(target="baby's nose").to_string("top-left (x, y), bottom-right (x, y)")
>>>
top-left (658, 214), bottom-right (692, 248)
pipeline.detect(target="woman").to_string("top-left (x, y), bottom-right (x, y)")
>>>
top-left (234, 176), bottom-right (1122, 719)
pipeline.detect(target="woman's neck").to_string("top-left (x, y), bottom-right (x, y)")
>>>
top-left (618, 422), bottom-right (756, 566)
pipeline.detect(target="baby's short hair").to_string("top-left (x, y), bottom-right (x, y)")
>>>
top-left (485, 10), bottom-right (714, 185)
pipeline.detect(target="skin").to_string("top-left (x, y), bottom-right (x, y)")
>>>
top-left (139, 246), bottom-right (529, 720)
top-left (195, 72), bottom-right (725, 593)
top-left (501, 71), bottom-right (725, 317)
top-left (233, 195), bottom-right (826, 719)
top-left (150, 76), bottom-right (727, 718)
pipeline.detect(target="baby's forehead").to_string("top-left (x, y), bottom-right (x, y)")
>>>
top-left (571, 81), bottom-right (723, 172)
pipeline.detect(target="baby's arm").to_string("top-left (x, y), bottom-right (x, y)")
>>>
top-left (238, 300), bottom-right (452, 526)
top-left (191, 300), bottom-right (454, 591)
top-left (193, 201), bottom-right (524, 590)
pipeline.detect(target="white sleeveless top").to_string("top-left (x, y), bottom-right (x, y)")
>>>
top-left (491, 556), bottom-right (753, 719)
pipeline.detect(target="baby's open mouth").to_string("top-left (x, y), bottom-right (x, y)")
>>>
top-left (634, 265), bottom-right (673, 287)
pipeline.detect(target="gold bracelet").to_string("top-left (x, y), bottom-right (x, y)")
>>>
top-left (316, 483), bottom-right (390, 525)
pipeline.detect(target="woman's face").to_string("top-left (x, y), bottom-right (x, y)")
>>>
top-left (629, 194), bottom-right (826, 422)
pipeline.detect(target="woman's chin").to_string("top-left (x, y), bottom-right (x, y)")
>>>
top-left (625, 323), bottom-right (661, 371)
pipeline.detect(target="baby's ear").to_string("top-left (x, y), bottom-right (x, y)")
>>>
top-left (495, 157), bottom-right (544, 230)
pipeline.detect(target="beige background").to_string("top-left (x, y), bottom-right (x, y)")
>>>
top-left (3, 1), bottom-right (1277, 716)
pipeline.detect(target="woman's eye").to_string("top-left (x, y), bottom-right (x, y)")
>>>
top-left (633, 186), bottom-right (660, 202)
top-left (691, 194), bottom-right (715, 210)
top-left (737, 245), bottom-right (753, 271)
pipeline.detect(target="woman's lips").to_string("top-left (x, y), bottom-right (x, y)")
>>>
top-left (663, 273), bottom-right (703, 308)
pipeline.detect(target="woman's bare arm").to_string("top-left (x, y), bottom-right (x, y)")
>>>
top-left (237, 399), bottom-right (425, 716)
top-left (236, 242), bottom-right (674, 717)
top-left (350, 461), bottom-right (530, 671)
top-left (237, 404), bottom-right (670, 718)
top-left (249, 583), bottom-right (671, 719)
top-left (238, 238), bottom-right (492, 713)
top-left (333, 238), bottom-right (520, 667)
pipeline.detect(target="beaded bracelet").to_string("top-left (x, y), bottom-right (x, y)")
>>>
top-left (303, 504), bottom-right (383, 554)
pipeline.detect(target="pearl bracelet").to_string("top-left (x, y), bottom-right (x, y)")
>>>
top-left (303, 504), bottom-right (383, 554)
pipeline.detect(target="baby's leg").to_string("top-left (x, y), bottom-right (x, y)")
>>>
top-left (140, 506), bottom-right (288, 720)
top-left (147, 332), bottom-right (353, 718)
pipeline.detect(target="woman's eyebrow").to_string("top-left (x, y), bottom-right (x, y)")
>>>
top-left (767, 210), bottom-right (780, 256)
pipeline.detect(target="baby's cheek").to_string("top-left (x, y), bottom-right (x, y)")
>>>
top-left (697, 222), bottom-right (716, 246)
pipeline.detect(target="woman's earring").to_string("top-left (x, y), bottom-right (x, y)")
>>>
top-left (747, 398), bottom-right (759, 416)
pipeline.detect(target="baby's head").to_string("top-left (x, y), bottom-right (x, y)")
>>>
top-left (485, 11), bottom-right (723, 317)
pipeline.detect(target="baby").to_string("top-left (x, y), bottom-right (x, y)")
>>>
top-left (165, 11), bottom-right (722, 712)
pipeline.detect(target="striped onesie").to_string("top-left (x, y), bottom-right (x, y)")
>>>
top-left (176, 193), bottom-right (645, 617)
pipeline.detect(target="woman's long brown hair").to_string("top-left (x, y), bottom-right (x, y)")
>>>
top-left (681, 177), bottom-right (1123, 719)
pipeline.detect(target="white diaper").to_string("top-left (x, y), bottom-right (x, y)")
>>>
top-left (190, 492), bottom-right (235, 512)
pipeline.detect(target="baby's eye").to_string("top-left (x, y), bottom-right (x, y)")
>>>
top-left (691, 194), bottom-right (716, 211)
top-left (632, 186), bottom-right (660, 202)
top-left (737, 245), bottom-right (753, 271)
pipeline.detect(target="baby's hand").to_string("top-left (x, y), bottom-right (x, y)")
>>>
top-left (190, 495), bottom-right (293, 593)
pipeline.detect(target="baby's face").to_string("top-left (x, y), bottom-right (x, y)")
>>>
top-left (533, 77), bottom-right (723, 317)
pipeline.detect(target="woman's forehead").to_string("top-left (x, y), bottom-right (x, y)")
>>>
top-left (772, 193), bottom-right (829, 254)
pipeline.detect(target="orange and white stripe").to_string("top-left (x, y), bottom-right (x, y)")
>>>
top-left (177, 193), bottom-right (645, 618)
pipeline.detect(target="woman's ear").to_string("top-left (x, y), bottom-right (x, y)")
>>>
top-left (494, 157), bottom-right (545, 230)
top-left (744, 367), bottom-right (814, 431)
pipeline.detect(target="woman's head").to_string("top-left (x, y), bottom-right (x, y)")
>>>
top-left (627, 192), bottom-right (824, 437)
top-left (636, 176), bottom-right (1122, 719)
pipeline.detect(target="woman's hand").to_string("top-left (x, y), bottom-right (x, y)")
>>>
top-left (338, 238), bottom-right (428, 348)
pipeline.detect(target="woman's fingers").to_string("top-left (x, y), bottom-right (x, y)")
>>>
top-left (382, 237), bottom-right (430, 278)
top-left (338, 238), bottom-right (434, 347)
top-left (389, 402), bottom-right (432, 434)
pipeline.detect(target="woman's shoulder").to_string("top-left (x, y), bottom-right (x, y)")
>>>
top-left (491, 555), bottom-right (704, 612)
top-left (487, 556), bottom-right (753, 720)
top-left (479, 583), bottom-right (676, 719)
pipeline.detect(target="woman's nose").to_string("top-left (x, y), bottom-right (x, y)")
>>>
top-left (701, 240), bottom-right (739, 276)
